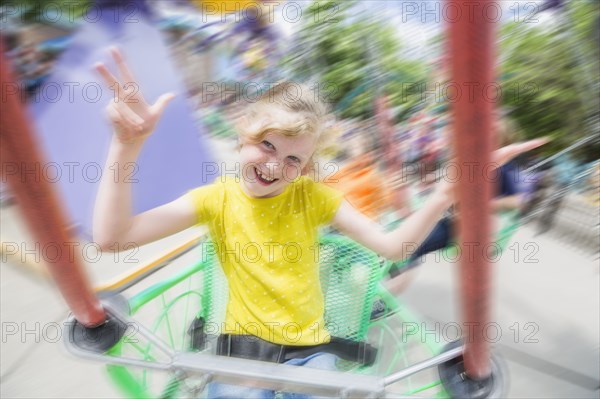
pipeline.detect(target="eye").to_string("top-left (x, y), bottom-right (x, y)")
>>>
top-left (261, 140), bottom-right (274, 150)
top-left (287, 156), bottom-right (301, 163)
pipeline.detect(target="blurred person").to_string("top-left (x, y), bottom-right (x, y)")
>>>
top-left (7, 39), bottom-right (57, 98)
top-left (534, 166), bottom-right (567, 235)
top-left (532, 156), bottom-right (591, 236)
top-left (404, 114), bottom-right (423, 165)
top-left (520, 162), bottom-right (554, 223)
top-left (324, 126), bottom-right (397, 221)
top-left (15, 42), bottom-right (43, 93)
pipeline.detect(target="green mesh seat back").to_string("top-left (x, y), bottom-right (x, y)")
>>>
top-left (199, 243), bottom-right (228, 329)
top-left (319, 235), bottom-right (381, 341)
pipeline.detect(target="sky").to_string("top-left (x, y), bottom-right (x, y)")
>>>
top-left (264, 0), bottom-right (556, 61)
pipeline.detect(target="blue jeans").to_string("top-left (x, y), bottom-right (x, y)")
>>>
top-left (408, 216), bottom-right (453, 261)
top-left (388, 216), bottom-right (453, 277)
top-left (206, 352), bottom-right (339, 399)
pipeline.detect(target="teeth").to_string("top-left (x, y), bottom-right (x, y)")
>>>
top-left (258, 170), bottom-right (274, 182)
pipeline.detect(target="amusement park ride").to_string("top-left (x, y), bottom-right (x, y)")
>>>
top-left (1, 1), bottom-right (568, 398)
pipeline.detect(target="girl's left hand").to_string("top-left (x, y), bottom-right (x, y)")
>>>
top-left (492, 137), bottom-right (549, 167)
top-left (436, 137), bottom-right (550, 203)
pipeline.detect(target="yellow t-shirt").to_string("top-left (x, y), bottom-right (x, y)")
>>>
top-left (188, 176), bottom-right (344, 345)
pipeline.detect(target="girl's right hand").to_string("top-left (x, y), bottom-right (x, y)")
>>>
top-left (95, 47), bottom-right (175, 145)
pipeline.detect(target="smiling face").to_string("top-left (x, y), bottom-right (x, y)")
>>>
top-left (239, 132), bottom-right (317, 198)
top-left (233, 81), bottom-right (331, 197)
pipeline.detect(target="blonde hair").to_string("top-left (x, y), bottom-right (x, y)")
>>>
top-left (236, 81), bottom-right (338, 159)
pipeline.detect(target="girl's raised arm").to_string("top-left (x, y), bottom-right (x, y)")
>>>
top-left (93, 48), bottom-right (196, 252)
top-left (332, 138), bottom-right (548, 261)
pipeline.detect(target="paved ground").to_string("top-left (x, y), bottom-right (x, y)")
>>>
top-left (400, 224), bottom-right (599, 398)
top-left (1, 138), bottom-right (599, 398)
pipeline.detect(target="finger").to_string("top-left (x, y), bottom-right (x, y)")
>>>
top-left (107, 101), bottom-right (136, 131)
top-left (115, 102), bottom-right (144, 129)
top-left (94, 62), bottom-right (122, 93)
top-left (110, 47), bottom-right (137, 87)
top-left (150, 93), bottom-right (176, 118)
top-left (106, 103), bottom-right (135, 132)
top-left (106, 103), bottom-right (124, 126)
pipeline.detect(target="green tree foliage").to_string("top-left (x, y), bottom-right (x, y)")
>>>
top-left (288, 1), bottom-right (598, 160)
top-left (499, 0), bottom-right (599, 160)
top-left (286, 0), bottom-right (428, 121)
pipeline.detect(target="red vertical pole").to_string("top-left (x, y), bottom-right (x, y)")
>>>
top-left (0, 41), bottom-right (106, 327)
top-left (447, 1), bottom-right (496, 379)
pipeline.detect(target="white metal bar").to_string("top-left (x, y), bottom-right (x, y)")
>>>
top-left (383, 345), bottom-right (463, 386)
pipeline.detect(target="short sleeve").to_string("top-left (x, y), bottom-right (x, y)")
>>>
top-left (186, 181), bottom-right (222, 225)
top-left (305, 178), bottom-right (345, 225)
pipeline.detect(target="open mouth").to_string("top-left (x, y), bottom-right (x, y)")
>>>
top-left (254, 167), bottom-right (278, 185)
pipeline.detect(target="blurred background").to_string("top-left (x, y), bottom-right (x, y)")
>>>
top-left (1, 0), bottom-right (599, 398)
